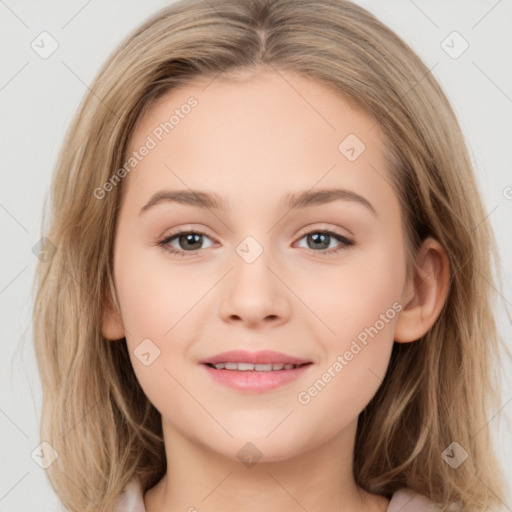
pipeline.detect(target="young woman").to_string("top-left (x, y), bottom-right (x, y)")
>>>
top-left (33, 0), bottom-right (507, 510)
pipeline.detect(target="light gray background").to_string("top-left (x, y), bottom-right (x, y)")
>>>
top-left (1, 1), bottom-right (511, 510)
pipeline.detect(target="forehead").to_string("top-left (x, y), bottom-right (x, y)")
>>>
top-left (122, 69), bottom-right (395, 217)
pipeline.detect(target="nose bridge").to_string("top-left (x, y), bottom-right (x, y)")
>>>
top-left (219, 232), bottom-right (289, 324)
top-left (233, 232), bottom-right (278, 296)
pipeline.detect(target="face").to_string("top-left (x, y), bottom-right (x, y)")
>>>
top-left (106, 68), bottom-right (409, 462)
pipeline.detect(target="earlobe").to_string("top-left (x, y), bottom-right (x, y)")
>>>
top-left (101, 294), bottom-right (126, 341)
top-left (394, 237), bottom-right (450, 344)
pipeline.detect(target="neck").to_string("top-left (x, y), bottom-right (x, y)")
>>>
top-left (144, 419), bottom-right (390, 512)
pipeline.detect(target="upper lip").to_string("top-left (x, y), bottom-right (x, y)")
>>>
top-left (199, 350), bottom-right (312, 366)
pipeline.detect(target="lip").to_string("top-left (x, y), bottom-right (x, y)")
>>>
top-left (200, 362), bottom-right (313, 393)
top-left (198, 350), bottom-right (313, 393)
top-left (198, 350), bottom-right (311, 366)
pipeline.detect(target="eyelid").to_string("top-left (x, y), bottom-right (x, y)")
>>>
top-left (158, 224), bottom-right (217, 241)
top-left (295, 223), bottom-right (352, 239)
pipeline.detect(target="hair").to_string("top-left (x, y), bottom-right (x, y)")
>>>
top-left (32, 0), bottom-right (509, 510)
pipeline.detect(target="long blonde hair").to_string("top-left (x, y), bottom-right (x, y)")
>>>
top-left (32, 0), bottom-right (508, 510)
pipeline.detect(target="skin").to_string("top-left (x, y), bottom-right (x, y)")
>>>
top-left (102, 68), bottom-right (449, 512)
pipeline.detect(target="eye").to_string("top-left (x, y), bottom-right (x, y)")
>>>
top-left (294, 229), bottom-right (354, 255)
top-left (157, 230), bottom-right (216, 256)
top-left (157, 228), bottom-right (354, 257)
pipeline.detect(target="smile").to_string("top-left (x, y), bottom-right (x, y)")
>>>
top-left (201, 362), bottom-right (313, 393)
top-left (207, 362), bottom-right (305, 371)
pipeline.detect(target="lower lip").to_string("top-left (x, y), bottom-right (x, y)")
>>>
top-left (201, 363), bottom-right (313, 393)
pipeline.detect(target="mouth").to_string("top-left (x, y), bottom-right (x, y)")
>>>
top-left (203, 362), bottom-right (312, 371)
top-left (199, 349), bottom-right (312, 367)
top-left (198, 349), bottom-right (314, 392)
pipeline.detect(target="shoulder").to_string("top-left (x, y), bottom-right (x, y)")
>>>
top-left (386, 487), bottom-right (440, 511)
top-left (114, 478), bottom-right (146, 512)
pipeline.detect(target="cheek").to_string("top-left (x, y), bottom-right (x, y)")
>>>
top-left (113, 243), bottom-right (216, 402)
top-left (307, 239), bottom-right (405, 345)
top-left (297, 240), bottom-right (403, 412)
top-left (114, 242), bottom-right (208, 338)
top-left (296, 305), bottom-right (397, 439)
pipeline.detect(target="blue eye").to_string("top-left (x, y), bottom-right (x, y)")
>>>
top-left (157, 229), bottom-right (354, 257)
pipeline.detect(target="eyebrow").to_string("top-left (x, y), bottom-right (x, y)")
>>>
top-left (139, 188), bottom-right (377, 216)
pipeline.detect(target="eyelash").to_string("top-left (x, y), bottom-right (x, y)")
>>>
top-left (157, 228), bottom-right (354, 257)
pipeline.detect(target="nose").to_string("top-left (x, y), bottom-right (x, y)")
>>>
top-left (218, 245), bottom-right (291, 328)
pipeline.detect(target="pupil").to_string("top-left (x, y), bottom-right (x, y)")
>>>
top-left (181, 233), bottom-right (201, 250)
top-left (309, 232), bottom-right (329, 250)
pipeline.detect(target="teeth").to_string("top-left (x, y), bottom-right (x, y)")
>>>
top-left (212, 362), bottom-right (300, 371)
top-left (255, 364), bottom-right (272, 371)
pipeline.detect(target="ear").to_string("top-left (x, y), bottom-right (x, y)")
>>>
top-left (101, 292), bottom-right (125, 341)
top-left (394, 237), bottom-right (450, 343)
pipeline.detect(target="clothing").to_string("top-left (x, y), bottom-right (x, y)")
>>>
top-left (114, 477), bottom-right (439, 511)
